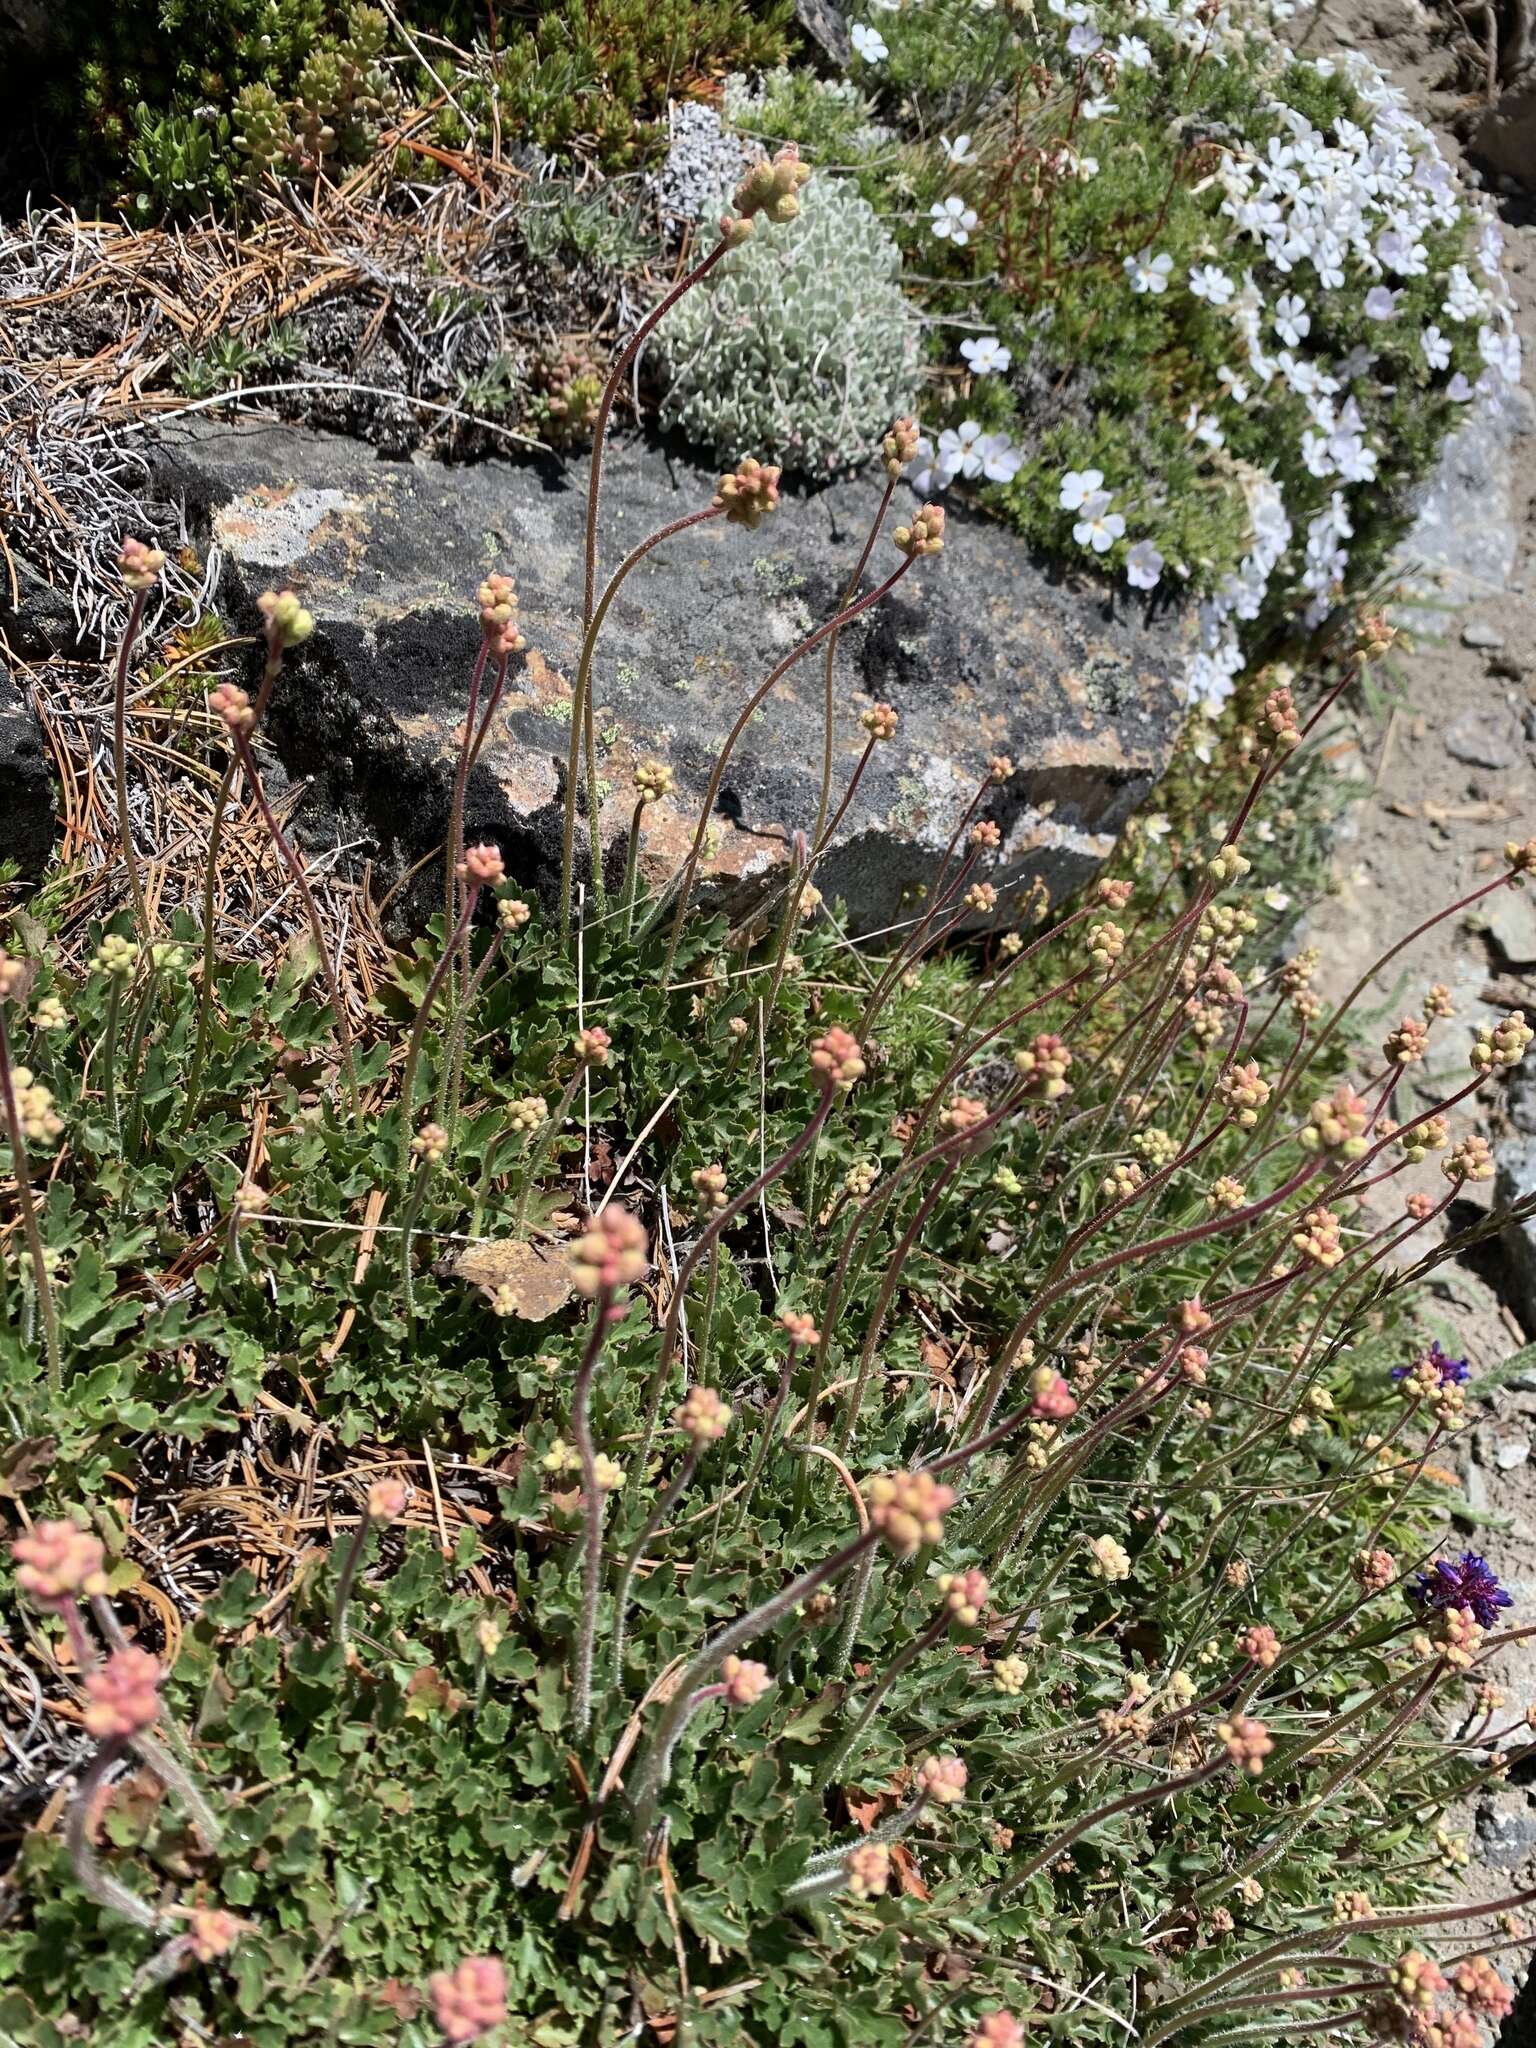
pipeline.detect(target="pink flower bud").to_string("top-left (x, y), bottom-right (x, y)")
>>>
top-left (188, 1908), bottom-right (242, 1961)
top-left (13, 1520), bottom-right (109, 1609)
top-left (809, 1026), bottom-right (865, 1090)
top-left (1027, 1366), bottom-right (1077, 1420)
top-left (118, 536), bottom-right (166, 591)
top-left (256, 588), bottom-right (315, 649)
top-left (569, 1206), bottom-right (649, 1297)
top-left (83, 1647), bottom-right (163, 1741)
top-left (458, 843), bottom-right (505, 889)
top-left (429, 1955), bottom-right (508, 2044)
top-left (368, 1478), bottom-right (410, 1523)
top-left (719, 1653), bottom-right (772, 1707)
top-left (915, 1752), bottom-right (967, 1805)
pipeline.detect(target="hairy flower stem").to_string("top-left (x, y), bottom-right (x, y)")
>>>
top-left (0, 1005), bottom-right (62, 1393)
top-left (618, 800), bottom-right (648, 938)
top-left (728, 1338), bottom-right (803, 1541)
top-left (398, 1155), bottom-right (435, 1338)
top-left (232, 730), bottom-right (360, 1115)
top-left (837, 1165), bottom-right (959, 1455)
top-left (397, 890), bottom-right (479, 1191)
top-left (562, 508), bottom-right (725, 939)
top-left (630, 1525), bottom-right (879, 1831)
top-left (997, 1758), bottom-right (1227, 1903)
top-left (511, 1062), bottom-right (588, 1236)
top-left (571, 1287), bottom-right (622, 1740)
top-left (829, 1543), bottom-right (878, 1682)
top-left (66, 1738), bottom-right (161, 1932)
top-left (188, 636), bottom-right (285, 1111)
top-left (100, 979), bottom-right (124, 1139)
top-left (444, 640), bottom-right (492, 969)
top-left (331, 1510), bottom-right (376, 1646)
top-left (660, 559), bottom-right (917, 979)
top-left (816, 1611), bottom-right (948, 1789)
top-left (627, 1084), bottom-right (836, 1508)
top-left (112, 588), bottom-right (152, 939)
top-left (611, 1445), bottom-right (700, 1684)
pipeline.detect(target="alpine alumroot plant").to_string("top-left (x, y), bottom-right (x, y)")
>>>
top-left (3, 134), bottom-right (1536, 2048)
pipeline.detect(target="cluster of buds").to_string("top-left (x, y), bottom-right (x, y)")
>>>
top-left (864, 1469), bottom-right (956, 1556)
top-left (476, 573), bottom-right (524, 657)
top-left (1207, 1175), bottom-right (1245, 1212)
top-left (1453, 1954), bottom-right (1513, 2020)
top-left (1333, 1888), bottom-right (1375, 1923)
top-left (726, 143), bottom-right (812, 238)
top-left (1383, 1015), bottom-right (1428, 1065)
top-left (186, 1906), bottom-right (243, 1961)
top-left (9, 1064), bottom-right (62, 1144)
top-left (968, 2016), bottom-right (1025, 2048)
top-left (860, 701), bottom-right (900, 741)
top-left (992, 1654), bottom-right (1029, 1696)
top-left (1354, 1548), bottom-right (1397, 1594)
top-left (257, 588), bottom-right (315, 649)
top-left (1471, 1009), bottom-right (1532, 1071)
top-left (1300, 1083), bottom-right (1370, 1157)
top-left (1397, 1112), bottom-right (1448, 1164)
top-left (592, 1453), bottom-right (625, 1491)
top-left (882, 417), bottom-right (920, 480)
top-left (894, 504), bottom-right (946, 558)
top-left (1206, 845), bottom-right (1251, 886)
top-left (1260, 683), bottom-right (1300, 750)
top-left (1097, 875), bottom-right (1132, 909)
top-left (410, 1121), bottom-right (450, 1166)
top-left (969, 819), bottom-right (1001, 851)
top-left (13, 1519), bottom-right (108, 1608)
top-left (1218, 1714), bottom-right (1273, 1775)
top-left (1087, 920), bottom-right (1125, 974)
top-left (1391, 1951), bottom-right (1448, 2013)
top-left (1280, 945), bottom-right (1318, 996)
top-left (780, 1308), bottom-right (821, 1348)
top-left (83, 1647), bottom-right (164, 1740)
top-left (940, 1093), bottom-right (988, 1136)
top-left (915, 1752), bottom-right (967, 1805)
top-left (508, 1095), bottom-right (547, 1133)
top-left (1235, 1623), bottom-right (1282, 1669)
top-left (367, 1477), bottom-right (410, 1523)
top-left (1179, 1345), bottom-right (1209, 1386)
top-left (569, 1206), bottom-right (648, 1298)
top-left (1013, 1032), bottom-right (1071, 1099)
top-left (714, 457), bottom-right (782, 529)
top-left (675, 1385), bottom-right (732, 1442)
top-left (719, 1654), bottom-right (772, 1707)
top-left (1027, 1364), bottom-right (1077, 1419)
top-left (1132, 1126), bottom-right (1177, 1168)
top-left (1216, 1060), bottom-right (1270, 1127)
top-left (936, 1569), bottom-right (989, 1627)
top-left (208, 681), bottom-right (254, 737)
top-left (458, 843), bottom-right (506, 890)
top-left (118, 536), bottom-right (166, 590)
top-left (634, 759), bottom-right (674, 805)
top-left (429, 1956), bottom-right (508, 2046)
top-left (93, 933), bottom-right (139, 980)
top-left (1101, 1160), bottom-right (1145, 1202)
top-left (1087, 1533), bottom-right (1131, 1583)
top-left (1444, 1134), bottom-right (1494, 1184)
top-left (690, 1162), bottom-right (729, 1214)
top-left (810, 1026), bottom-right (866, 1090)
top-left (1291, 1205), bottom-right (1344, 1270)
top-left (574, 1025), bottom-right (612, 1067)
top-left (844, 1840), bottom-right (892, 1898)
top-left (1506, 837), bottom-right (1536, 882)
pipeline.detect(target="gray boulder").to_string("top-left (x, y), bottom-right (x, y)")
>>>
top-left (0, 661), bottom-right (54, 880)
top-left (155, 418), bottom-right (1197, 932)
top-left (1499, 1134), bottom-right (1536, 1334)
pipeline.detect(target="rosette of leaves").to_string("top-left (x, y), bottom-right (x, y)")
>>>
top-left (658, 175), bottom-right (921, 479)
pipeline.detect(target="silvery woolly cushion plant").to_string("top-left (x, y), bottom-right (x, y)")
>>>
top-left (4, 143), bottom-right (1536, 2048)
top-left (658, 173), bottom-right (921, 479)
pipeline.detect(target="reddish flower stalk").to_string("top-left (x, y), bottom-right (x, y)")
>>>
top-left (0, 993), bottom-right (62, 1392)
top-left (111, 587), bottom-right (153, 940)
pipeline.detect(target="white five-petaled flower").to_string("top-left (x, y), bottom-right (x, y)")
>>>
top-left (1115, 32), bottom-right (1153, 64)
top-left (1124, 249), bottom-right (1173, 295)
top-left (1066, 20), bottom-right (1103, 54)
top-left (930, 195), bottom-right (979, 244)
top-left (1058, 467), bottom-right (1105, 512)
top-left (960, 335), bottom-right (1012, 376)
top-left (1421, 324), bottom-right (1451, 371)
top-left (1363, 285), bottom-right (1399, 320)
top-left (1081, 96), bottom-right (1117, 120)
top-left (941, 132), bottom-right (977, 165)
top-left (1125, 539), bottom-right (1164, 590)
top-left (850, 20), bottom-right (889, 60)
top-left (1273, 293), bottom-right (1309, 347)
top-left (1073, 492), bottom-right (1125, 554)
top-left (1189, 265), bottom-right (1235, 306)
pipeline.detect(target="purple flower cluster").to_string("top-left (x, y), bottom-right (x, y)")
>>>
top-left (1409, 1551), bottom-right (1512, 1629)
top-left (1391, 1341), bottom-right (1471, 1387)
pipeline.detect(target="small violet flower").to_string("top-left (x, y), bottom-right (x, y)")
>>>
top-left (1392, 1341), bottom-right (1471, 1388)
top-left (1125, 539), bottom-right (1164, 590)
top-left (1409, 1551), bottom-right (1512, 1630)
